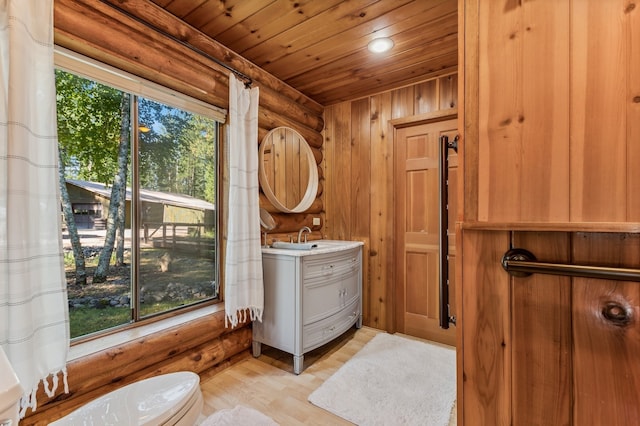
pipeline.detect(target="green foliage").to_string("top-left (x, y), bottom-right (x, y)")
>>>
top-left (55, 70), bottom-right (129, 184)
top-left (69, 306), bottom-right (130, 338)
top-left (138, 98), bottom-right (216, 202)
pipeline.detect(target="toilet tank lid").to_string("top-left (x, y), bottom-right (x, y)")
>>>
top-left (0, 347), bottom-right (24, 411)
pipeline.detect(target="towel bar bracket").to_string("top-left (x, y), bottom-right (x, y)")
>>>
top-left (501, 248), bottom-right (537, 277)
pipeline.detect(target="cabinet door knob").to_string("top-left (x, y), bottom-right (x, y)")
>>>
top-left (601, 301), bottom-right (633, 326)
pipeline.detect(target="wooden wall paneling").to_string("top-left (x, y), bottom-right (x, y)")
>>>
top-left (392, 85), bottom-right (416, 119)
top-left (323, 74), bottom-right (456, 332)
top-left (477, 0), bottom-right (570, 222)
top-left (510, 232), bottom-right (572, 425)
top-left (460, 0), bottom-right (478, 223)
top-left (333, 102), bottom-right (353, 240)
top-left (454, 222), bottom-right (464, 424)
top-left (519, 1), bottom-right (570, 223)
top-left (369, 92), bottom-right (394, 330)
top-left (476, 0), bottom-right (520, 221)
top-left (570, 1), bottom-right (628, 222)
top-left (627, 4), bottom-right (640, 221)
top-left (571, 233), bottom-right (640, 424)
top-left (414, 78), bottom-right (439, 114)
top-left (322, 105), bottom-right (336, 239)
top-left (439, 74), bottom-right (457, 110)
top-left (351, 98), bottom-right (372, 324)
top-left (460, 230), bottom-right (511, 425)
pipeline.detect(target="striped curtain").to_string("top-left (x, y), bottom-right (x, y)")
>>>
top-left (0, 0), bottom-right (70, 416)
top-left (224, 73), bottom-right (263, 328)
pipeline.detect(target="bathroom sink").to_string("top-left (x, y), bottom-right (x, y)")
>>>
top-left (270, 241), bottom-right (317, 250)
top-left (264, 239), bottom-right (364, 255)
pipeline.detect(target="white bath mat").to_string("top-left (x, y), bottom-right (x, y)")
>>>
top-left (308, 332), bottom-right (456, 425)
top-left (200, 405), bottom-right (279, 426)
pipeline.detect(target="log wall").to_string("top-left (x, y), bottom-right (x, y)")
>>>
top-left (322, 74), bottom-right (458, 330)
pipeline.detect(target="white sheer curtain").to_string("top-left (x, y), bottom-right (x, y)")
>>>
top-left (0, 0), bottom-right (69, 416)
top-left (224, 73), bottom-right (263, 328)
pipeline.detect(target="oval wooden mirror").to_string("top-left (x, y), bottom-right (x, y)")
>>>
top-left (258, 127), bottom-right (318, 213)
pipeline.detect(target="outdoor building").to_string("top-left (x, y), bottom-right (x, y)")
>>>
top-left (65, 179), bottom-right (215, 231)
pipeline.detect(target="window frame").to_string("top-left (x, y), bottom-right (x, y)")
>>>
top-left (55, 46), bottom-right (226, 345)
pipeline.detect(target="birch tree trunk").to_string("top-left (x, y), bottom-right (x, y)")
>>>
top-left (115, 178), bottom-right (126, 266)
top-left (58, 149), bottom-right (87, 285)
top-left (94, 94), bottom-right (130, 282)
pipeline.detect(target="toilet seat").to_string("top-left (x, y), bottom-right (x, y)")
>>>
top-left (50, 371), bottom-right (202, 426)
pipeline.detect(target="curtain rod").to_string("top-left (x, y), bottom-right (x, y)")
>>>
top-left (98, 0), bottom-right (253, 88)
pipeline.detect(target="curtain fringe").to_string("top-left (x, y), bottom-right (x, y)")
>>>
top-left (225, 307), bottom-right (263, 329)
top-left (19, 368), bottom-right (69, 418)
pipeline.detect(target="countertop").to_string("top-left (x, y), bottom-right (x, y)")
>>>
top-left (261, 239), bottom-right (364, 257)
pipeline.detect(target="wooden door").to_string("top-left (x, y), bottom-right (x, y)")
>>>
top-left (394, 118), bottom-right (457, 346)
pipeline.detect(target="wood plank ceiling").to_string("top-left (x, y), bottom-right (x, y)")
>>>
top-left (149, 0), bottom-right (458, 106)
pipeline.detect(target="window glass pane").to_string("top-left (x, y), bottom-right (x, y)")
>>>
top-left (137, 97), bottom-right (218, 318)
top-left (56, 66), bottom-right (220, 340)
top-left (56, 69), bottom-right (133, 338)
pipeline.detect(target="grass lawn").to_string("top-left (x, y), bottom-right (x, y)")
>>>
top-left (66, 244), bottom-right (215, 339)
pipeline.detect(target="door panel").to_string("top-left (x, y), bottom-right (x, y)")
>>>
top-left (395, 118), bottom-right (457, 346)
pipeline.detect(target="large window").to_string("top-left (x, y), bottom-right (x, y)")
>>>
top-left (55, 50), bottom-right (223, 339)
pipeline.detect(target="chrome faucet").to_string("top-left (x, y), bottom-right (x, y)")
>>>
top-left (297, 226), bottom-right (312, 243)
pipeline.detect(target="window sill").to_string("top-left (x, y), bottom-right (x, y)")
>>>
top-left (68, 303), bottom-right (225, 361)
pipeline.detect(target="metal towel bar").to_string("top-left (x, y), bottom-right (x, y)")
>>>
top-left (438, 135), bottom-right (459, 329)
top-left (502, 248), bottom-right (640, 282)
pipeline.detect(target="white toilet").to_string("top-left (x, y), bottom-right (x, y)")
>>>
top-left (0, 347), bottom-right (23, 426)
top-left (50, 371), bottom-right (203, 426)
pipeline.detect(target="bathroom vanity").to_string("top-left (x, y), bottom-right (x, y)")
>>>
top-left (252, 240), bottom-right (363, 374)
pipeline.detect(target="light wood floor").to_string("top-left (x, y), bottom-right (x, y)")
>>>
top-left (199, 326), bottom-right (457, 425)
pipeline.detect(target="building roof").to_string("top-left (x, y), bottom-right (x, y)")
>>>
top-left (66, 179), bottom-right (215, 211)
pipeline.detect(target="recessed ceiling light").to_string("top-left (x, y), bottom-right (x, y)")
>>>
top-left (367, 37), bottom-right (394, 53)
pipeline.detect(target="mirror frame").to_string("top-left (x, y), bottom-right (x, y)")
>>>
top-left (258, 126), bottom-right (318, 213)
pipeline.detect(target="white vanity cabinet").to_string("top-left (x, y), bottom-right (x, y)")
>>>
top-left (252, 241), bottom-right (363, 374)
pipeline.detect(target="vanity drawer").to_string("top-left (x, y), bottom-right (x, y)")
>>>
top-left (303, 248), bottom-right (360, 280)
top-left (303, 266), bottom-right (359, 324)
top-left (303, 299), bottom-right (360, 352)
